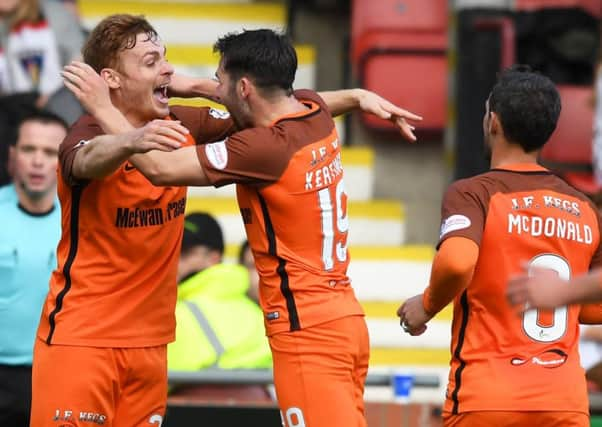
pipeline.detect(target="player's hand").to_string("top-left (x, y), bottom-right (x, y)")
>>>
top-left (506, 268), bottom-right (570, 312)
top-left (126, 119), bottom-right (189, 153)
top-left (357, 90), bottom-right (422, 142)
top-left (62, 61), bottom-right (111, 115)
top-left (397, 294), bottom-right (431, 336)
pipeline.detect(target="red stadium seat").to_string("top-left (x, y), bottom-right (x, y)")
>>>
top-left (539, 85), bottom-right (600, 194)
top-left (515, 0), bottom-right (602, 17)
top-left (563, 172), bottom-right (601, 195)
top-left (540, 85), bottom-right (594, 167)
top-left (361, 52), bottom-right (447, 132)
top-left (350, 0), bottom-right (448, 63)
top-left (350, 0), bottom-right (449, 134)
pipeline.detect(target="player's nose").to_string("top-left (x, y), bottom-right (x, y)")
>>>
top-left (162, 61), bottom-right (174, 76)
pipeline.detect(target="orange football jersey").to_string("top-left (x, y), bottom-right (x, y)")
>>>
top-left (196, 90), bottom-right (364, 335)
top-left (37, 107), bottom-right (234, 347)
top-left (439, 163), bottom-right (602, 415)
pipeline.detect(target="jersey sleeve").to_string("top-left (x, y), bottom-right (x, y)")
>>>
top-left (59, 115), bottom-right (103, 186)
top-left (195, 127), bottom-right (290, 188)
top-left (170, 105), bottom-right (236, 145)
top-left (438, 178), bottom-right (489, 248)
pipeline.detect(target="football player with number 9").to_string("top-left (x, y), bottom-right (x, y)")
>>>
top-left (62, 27), bottom-right (421, 427)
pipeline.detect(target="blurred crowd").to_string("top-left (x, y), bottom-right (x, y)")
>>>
top-left (0, 0), bottom-right (84, 186)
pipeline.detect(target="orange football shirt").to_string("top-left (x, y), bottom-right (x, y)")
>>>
top-left (196, 90), bottom-right (364, 335)
top-left (438, 163), bottom-right (602, 415)
top-left (37, 107), bottom-right (234, 347)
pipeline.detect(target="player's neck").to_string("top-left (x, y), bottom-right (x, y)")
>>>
top-left (121, 110), bottom-right (148, 128)
top-left (252, 95), bottom-right (307, 127)
top-left (113, 97), bottom-right (148, 128)
top-left (490, 142), bottom-right (538, 169)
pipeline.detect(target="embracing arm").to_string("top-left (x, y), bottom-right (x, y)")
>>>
top-left (63, 67), bottom-right (145, 180)
top-left (130, 146), bottom-right (211, 187)
top-left (168, 74), bottom-right (219, 101)
top-left (62, 61), bottom-right (195, 182)
top-left (70, 122), bottom-right (186, 180)
top-left (74, 103), bottom-right (205, 187)
top-left (77, 96), bottom-right (212, 187)
top-left (71, 133), bottom-right (138, 180)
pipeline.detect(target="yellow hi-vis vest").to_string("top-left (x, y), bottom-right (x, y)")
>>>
top-left (168, 263), bottom-right (272, 371)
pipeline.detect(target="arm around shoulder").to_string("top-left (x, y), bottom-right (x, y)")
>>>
top-left (130, 146), bottom-right (212, 187)
top-left (71, 133), bottom-right (137, 180)
top-left (71, 120), bottom-right (188, 181)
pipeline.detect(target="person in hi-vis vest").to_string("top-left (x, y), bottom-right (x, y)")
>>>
top-left (168, 212), bottom-right (272, 371)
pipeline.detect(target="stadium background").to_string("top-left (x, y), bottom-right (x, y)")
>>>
top-left (70, 0), bottom-right (601, 425)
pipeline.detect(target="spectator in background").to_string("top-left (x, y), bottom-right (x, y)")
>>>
top-left (168, 212), bottom-right (272, 372)
top-left (0, 0), bottom-right (85, 185)
top-left (45, 0), bottom-right (81, 19)
top-left (0, 109), bottom-right (66, 427)
top-left (238, 239), bottom-right (260, 304)
top-left (0, 0), bottom-right (84, 115)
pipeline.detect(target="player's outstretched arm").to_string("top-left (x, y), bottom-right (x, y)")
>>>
top-left (397, 237), bottom-right (478, 335)
top-left (507, 269), bottom-right (602, 311)
top-left (317, 88), bottom-right (423, 142)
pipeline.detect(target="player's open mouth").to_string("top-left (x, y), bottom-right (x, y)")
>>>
top-left (153, 84), bottom-right (169, 105)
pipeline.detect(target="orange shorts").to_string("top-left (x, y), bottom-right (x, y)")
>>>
top-left (31, 339), bottom-right (167, 427)
top-left (270, 315), bottom-right (370, 427)
top-left (443, 410), bottom-right (589, 427)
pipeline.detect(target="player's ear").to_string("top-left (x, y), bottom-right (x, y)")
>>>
top-left (489, 111), bottom-right (501, 136)
top-left (239, 77), bottom-right (252, 99)
top-left (101, 68), bottom-right (121, 89)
